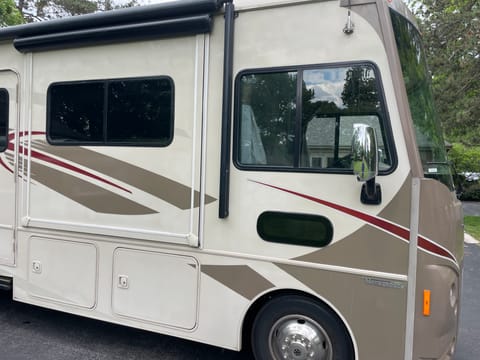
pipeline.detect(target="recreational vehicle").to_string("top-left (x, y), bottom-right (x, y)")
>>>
top-left (0, 0), bottom-right (463, 359)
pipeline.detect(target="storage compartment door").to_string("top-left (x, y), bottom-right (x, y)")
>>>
top-left (112, 248), bottom-right (198, 330)
top-left (28, 237), bottom-right (98, 308)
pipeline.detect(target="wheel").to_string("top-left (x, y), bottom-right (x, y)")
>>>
top-left (251, 295), bottom-right (354, 360)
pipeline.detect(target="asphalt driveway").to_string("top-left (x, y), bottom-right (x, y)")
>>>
top-left (463, 201), bottom-right (480, 216)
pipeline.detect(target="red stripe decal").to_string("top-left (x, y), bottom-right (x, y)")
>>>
top-left (0, 157), bottom-right (13, 173)
top-left (254, 181), bottom-right (456, 263)
top-left (28, 147), bottom-right (132, 194)
top-left (5, 131), bottom-right (131, 194)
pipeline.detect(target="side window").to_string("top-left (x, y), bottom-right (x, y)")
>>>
top-left (0, 89), bottom-right (8, 152)
top-left (257, 211), bottom-right (333, 247)
top-left (238, 72), bottom-right (297, 166)
top-left (48, 77), bottom-right (174, 146)
top-left (49, 82), bottom-right (104, 143)
top-left (235, 64), bottom-right (394, 173)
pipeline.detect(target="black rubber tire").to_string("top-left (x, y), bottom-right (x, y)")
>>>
top-left (251, 295), bottom-right (354, 360)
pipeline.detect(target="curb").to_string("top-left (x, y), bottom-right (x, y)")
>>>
top-left (464, 233), bottom-right (479, 244)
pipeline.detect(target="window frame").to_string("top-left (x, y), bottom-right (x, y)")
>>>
top-left (233, 61), bottom-right (397, 175)
top-left (46, 75), bottom-right (175, 147)
top-left (0, 88), bottom-right (9, 153)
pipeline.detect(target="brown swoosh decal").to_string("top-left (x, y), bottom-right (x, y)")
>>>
top-left (32, 140), bottom-right (216, 210)
top-left (31, 161), bottom-right (157, 215)
top-left (377, 176), bottom-right (411, 228)
top-left (294, 225), bottom-right (408, 274)
top-left (200, 265), bottom-right (274, 300)
top-left (255, 178), bottom-right (456, 264)
top-left (293, 177), bottom-right (412, 274)
top-left (294, 176), bottom-right (412, 274)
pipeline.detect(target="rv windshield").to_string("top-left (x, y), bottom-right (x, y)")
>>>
top-left (390, 9), bottom-right (454, 190)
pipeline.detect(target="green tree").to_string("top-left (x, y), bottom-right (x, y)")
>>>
top-left (0, 0), bottom-right (23, 26)
top-left (448, 142), bottom-right (480, 198)
top-left (448, 143), bottom-right (480, 173)
top-left (411, 0), bottom-right (479, 145)
top-left (341, 66), bottom-right (380, 112)
top-left (17, 0), bottom-right (138, 23)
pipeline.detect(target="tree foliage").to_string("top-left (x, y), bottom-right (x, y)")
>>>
top-left (0, 0), bottom-right (23, 26)
top-left (448, 142), bottom-right (480, 198)
top-left (412, 0), bottom-right (480, 145)
top-left (341, 67), bottom-right (380, 112)
top-left (449, 142), bottom-right (480, 173)
top-left (16, 0), bottom-right (138, 22)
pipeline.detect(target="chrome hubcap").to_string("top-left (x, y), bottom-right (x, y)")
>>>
top-left (269, 315), bottom-right (332, 360)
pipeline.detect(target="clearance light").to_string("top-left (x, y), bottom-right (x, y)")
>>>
top-left (423, 289), bottom-right (431, 316)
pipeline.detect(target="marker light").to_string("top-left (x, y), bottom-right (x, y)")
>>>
top-left (423, 289), bottom-right (431, 316)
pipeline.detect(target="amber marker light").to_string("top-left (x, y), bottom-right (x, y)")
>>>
top-left (423, 289), bottom-right (431, 316)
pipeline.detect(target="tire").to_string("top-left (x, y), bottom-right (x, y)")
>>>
top-left (251, 295), bottom-right (354, 360)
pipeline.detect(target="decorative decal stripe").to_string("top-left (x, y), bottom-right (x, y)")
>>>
top-left (31, 140), bottom-right (217, 209)
top-left (31, 162), bottom-right (157, 214)
top-left (200, 265), bottom-right (274, 300)
top-left (1, 132), bottom-right (217, 212)
top-left (7, 133), bottom-right (131, 194)
top-left (253, 181), bottom-right (457, 264)
top-left (0, 157), bottom-right (12, 173)
top-left (30, 147), bottom-right (132, 193)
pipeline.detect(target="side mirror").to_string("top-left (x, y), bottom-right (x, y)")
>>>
top-left (352, 124), bottom-right (382, 204)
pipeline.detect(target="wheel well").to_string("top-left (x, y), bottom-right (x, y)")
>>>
top-left (241, 289), bottom-right (355, 356)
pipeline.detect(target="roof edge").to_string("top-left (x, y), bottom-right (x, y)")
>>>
top-left (0, 0), bottom-right (224, 42)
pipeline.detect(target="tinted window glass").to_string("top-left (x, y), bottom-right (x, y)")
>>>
top-left (257, 211), bottom-right (333, 247)
top-left (238, 72), bottom-right (297, 166)
top-left (236, 64), bottom-right (394, 173)
top-left (49, 82), bottom-right (104, 143)
top-left (107, 78), bottom-right (173, 145)
top-left (391, 9), bottom-right (454, 190)
top-left (0, 89), bottom-right (8, 152)
top-left (48, 77), bottom-right (173, 146)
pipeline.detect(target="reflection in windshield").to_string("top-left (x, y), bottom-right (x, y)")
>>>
top-left (237, 65), bottom-right (394, 172)
top-left (390, 9), bottom-right (454, 190)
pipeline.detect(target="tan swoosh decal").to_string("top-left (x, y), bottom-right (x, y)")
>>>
top-left (32, 140), bottom-right (216, 210)
top-left (291, 176), bottom-right (412, 274)
top-left (200, 265), bottom-right (274, 300)
top-left (294, 225), bottom-right (408, 274)
top-left (377, 175), bottom-right (411, 228)
top-left (31, 161), bottom-right (157, 215)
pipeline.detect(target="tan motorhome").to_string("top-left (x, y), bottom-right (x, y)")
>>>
top-left (0, 0), bottom-right (463, 359)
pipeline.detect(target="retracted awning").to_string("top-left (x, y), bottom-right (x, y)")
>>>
top-left (0, 0), bottom-right (225, 52)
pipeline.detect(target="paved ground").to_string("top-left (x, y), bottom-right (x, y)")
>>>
top-left (462, 201), bottom-right (480, 216)
top-left (0, 294), bottom-right (248, 360)
top-left (454, 199), bottom-right (479, 359)
top-left (455, 242), bottom-right (480, 360)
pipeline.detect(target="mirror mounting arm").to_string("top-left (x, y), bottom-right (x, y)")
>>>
top-left (361, 178), bottom-right (382, 205)
top-left (352, 124), bottom-right (382, 205)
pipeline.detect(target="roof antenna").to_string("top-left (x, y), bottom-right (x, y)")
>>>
top-left (343, 0), bottom-right (355, 35)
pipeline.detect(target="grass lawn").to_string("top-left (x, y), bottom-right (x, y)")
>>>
top-left (464, 216), bottom-right (480, 240)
